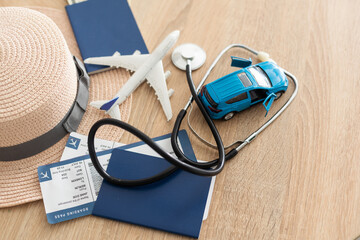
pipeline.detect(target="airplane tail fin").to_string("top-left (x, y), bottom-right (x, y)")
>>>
top-left (90, 97), bottom-right (121, 120)
top-left (107, 107), bottom-right (121, 120)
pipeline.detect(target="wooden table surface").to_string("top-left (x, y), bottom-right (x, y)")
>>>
top-left (1, 0), bottom-right (360, 239)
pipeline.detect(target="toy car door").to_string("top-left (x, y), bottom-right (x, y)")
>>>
top-left (249, 89), bottom-right (268, 104)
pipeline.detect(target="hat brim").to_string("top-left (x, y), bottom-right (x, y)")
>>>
top-left (0, 7), bottom-right (132, 208)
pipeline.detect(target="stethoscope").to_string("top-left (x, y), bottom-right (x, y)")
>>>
top-left (88, 43), bottom-right (299, 186)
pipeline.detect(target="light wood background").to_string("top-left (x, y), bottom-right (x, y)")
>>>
top-left (1, 0), bottom-right (360, 239)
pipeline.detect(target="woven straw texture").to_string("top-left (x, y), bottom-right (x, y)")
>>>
top-left (0, 7), bottom-right (132, 207)
top-left (0, 7), bottom-right (77, 146)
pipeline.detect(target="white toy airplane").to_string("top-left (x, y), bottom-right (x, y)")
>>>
top-left (84, 30), bottom-right (180, 121)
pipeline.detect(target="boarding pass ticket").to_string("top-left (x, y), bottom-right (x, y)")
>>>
top-left (38, 132), bottom-right (215, 224)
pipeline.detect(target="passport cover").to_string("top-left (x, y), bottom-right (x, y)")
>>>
top-left (92, 132), bottom-right (212, 238)
top-left (66, 0), bottom-right (148, 73)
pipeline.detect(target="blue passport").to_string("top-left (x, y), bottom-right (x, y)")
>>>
top-left (66, 0), bottom-right (148, 73)
top-left (92, 133), bottom-right (212, 238)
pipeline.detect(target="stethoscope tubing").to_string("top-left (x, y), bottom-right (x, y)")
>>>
top-left (88, 60), bottom-right (229, 186)
top-left (88, 44), bottom-right (298, 186)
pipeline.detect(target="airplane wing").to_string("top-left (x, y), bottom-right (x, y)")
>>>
top-left (145, 61), bottom-right (173, 121)
top-left (84, 54), bottom-right (150, 72)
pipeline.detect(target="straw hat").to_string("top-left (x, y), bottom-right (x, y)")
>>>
top-left (0, 7), bottom-right (132, 207)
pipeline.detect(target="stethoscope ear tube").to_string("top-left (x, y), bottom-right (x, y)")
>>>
top-left (234, 69), bottom-right (299, 152)
top-left (185, 44), bottom-right (298, 154)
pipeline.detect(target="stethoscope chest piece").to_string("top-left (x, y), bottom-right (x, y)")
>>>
top-left (171, 43), bottom-right (206, 70)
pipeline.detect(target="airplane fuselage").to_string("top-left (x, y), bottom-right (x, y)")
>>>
top-left (106, 31), bottom-right (180, 114)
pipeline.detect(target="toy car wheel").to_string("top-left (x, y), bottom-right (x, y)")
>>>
top-left (275, 91), bottom-right (284, 100)
top-left (223, 112), bottom-right (235, 121)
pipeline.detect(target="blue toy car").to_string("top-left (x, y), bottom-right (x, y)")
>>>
top-left (199, 57), bottom-right (288, 120)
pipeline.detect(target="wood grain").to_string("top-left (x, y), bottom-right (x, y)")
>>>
top-left (1, 0), bottom-right (360, 239)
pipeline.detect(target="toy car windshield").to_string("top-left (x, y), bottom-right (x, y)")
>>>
top-left (248, 66), bottom-right (272, 88)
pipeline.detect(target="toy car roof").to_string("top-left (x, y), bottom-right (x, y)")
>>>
top-left (205, 61), bottom-right (286, 102)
